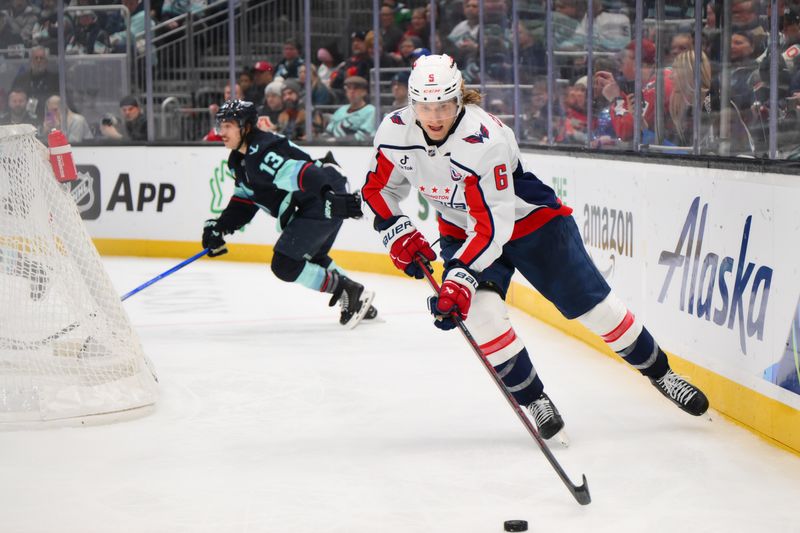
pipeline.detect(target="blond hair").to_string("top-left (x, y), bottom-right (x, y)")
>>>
top-left (669, 50), bottom-right (711, 144)
top-left (461, 81), bottom-right (482, 105)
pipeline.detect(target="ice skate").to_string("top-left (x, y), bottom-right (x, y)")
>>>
top-left (364, 305), bottom-right (378, 320)
top-left (328, 275), bottom-right (375, 329)
top-left (528, 392), bottom-right (567, 444)
top-left (650, 369), bottom-right (709, 416)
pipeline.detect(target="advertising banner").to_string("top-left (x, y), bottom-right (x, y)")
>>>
top-left (530, 153), bottom-right (800, 411)
top-left (71, 145), bottom-right (800, 411)
top-left (71, 145), bottom-right (439, 253)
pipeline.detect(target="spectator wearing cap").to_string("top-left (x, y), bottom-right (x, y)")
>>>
top-left (329, 31), bottom-right (373, 92)
top-left (325, 76), bottom-right (376, 142)
top-left (593, 39), bottom-right (671, 142)
top-left (389, 70), bottom-right (409, 110)
top-left (298, 63), bottom-right (334, 106)
top-left (274, 39), bottom-right (304, 80)
top-left (11, 45), bottom-right (58, 120)
top-left (246, 60), bottom-right (274, 102)
top-left (257, 80), bottom-right (285, 131)
top-left (275, 78), bottom-right (307, 140)
top-left (100, 94), bottom-right (147, 141)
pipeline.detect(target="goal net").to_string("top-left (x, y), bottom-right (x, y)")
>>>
top-left (0, 124), bottom-right (158, 423)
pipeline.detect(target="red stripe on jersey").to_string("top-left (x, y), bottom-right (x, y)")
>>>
top-left (297, 162), bottom-right (313, 192)
top-left (510, 200), bottom-right (572, 241)
top-left (480, 328), bottom-right (517, 356)
top-left (230, 196), bottom-right (255, 205)
top-left (437, 215), bottom-right (467, 240)
top-left (362, 150), bottom-right (396, 221)
top-left (457, 175), bottom-right (493, 266)
top-left (602, 310), bottom-right (634, 343)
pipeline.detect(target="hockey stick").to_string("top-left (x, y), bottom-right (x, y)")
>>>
top-left (415, 256), bottom-right (591, 506)
top-left (121, 249), bottom-right (210, 301)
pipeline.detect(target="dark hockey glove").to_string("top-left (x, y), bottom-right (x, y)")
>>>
top-left (323, 189), bottom-right (363, 219)
top-left (202, 219), bottom-right (228, 257)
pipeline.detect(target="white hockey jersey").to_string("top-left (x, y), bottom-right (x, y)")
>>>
top-left (363, 104), bottom-right (572, 272)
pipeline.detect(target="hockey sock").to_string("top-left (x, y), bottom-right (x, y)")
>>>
top-left (494, 348), bottom-right (544, 407)
top-left (578, 293), bottom-right (669, 379)
top-left (615, 326), bottom-right (670, 379)
top-left (320, 269), bottom-right (341, 294)
top-left (294, 261), bottom-right (328, 291)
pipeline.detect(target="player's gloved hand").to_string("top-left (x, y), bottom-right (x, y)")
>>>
top-left (202, 219), bottom-right (228, 257)
top-left (379, 215), bottom-right (436, 279)
top-left (323, 189), bottom-right (363, 219)
top-left (429, 262), bottom-right (478, 328)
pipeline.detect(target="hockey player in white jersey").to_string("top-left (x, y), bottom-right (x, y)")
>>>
top-left (363, 54), bottom-right (709, 441)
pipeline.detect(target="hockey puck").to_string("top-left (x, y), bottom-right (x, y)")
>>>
top-left (504, 519), bottom-right (528, 532)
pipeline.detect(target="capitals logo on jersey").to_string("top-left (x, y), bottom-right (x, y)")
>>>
top-left (390, 113), bottom-right (405, 125)
top-left (450, 166), bottom-right (465, 182)
top-left (463, 124), bottom-right (489, 144)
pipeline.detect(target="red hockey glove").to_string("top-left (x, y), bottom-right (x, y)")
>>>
top-left (380, 215), bottom-right (436, 279)
top-left (433, 263), bottom-right (478, 321)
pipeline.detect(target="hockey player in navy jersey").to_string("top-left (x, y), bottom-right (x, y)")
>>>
top-left (363, 54), bottom-right (708, 440)
top-left (202, 99), bottom-right (376, 328)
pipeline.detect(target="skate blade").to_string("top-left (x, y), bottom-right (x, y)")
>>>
top-left (345, 290), bottom-right (375, 330)
top-left (548, 428), bottom-right (570, 448)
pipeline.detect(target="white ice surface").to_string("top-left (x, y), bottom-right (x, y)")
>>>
top-left (2, 257), bottom-right (799, 533)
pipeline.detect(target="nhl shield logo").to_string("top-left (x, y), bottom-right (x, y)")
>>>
top-left (71, 165), bottom-right (101, 220)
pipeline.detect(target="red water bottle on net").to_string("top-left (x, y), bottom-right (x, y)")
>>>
top-left (48, 129), bottom-right (77, 183)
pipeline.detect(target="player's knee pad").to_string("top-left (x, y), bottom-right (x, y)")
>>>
top-left (270, 251), bottom-right (305, 283)
top-left (576, 292), bottom-right (643, 352)
top-left (464, 289), bottom-right (526, 367)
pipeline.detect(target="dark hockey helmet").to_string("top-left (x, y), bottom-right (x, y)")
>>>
top-left (215, 99), bottom-right (258, 129)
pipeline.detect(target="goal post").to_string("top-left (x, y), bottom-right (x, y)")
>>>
top-left (0, 124), bottom-right (158, 423)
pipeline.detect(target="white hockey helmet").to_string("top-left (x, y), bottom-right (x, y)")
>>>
top-left (408, 54), bottom-right (463, 108)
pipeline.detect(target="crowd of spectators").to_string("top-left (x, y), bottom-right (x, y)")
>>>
top-left (0, 0), bottom-right (205, 58)
top-left (6, 0), bottom-right (800, 156)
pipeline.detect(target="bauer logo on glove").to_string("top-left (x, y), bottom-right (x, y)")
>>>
top-left (379, 215), bottom-right (436, 279)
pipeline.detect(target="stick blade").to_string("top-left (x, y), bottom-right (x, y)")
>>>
top-left (572, 474), bottom-right (592, 505)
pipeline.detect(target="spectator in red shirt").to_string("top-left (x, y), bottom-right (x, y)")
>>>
top-left (594, 39), bottom-right (672, 142)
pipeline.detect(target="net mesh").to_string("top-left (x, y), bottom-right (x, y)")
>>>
top-left (0, 125), bottom-right (157, 422)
